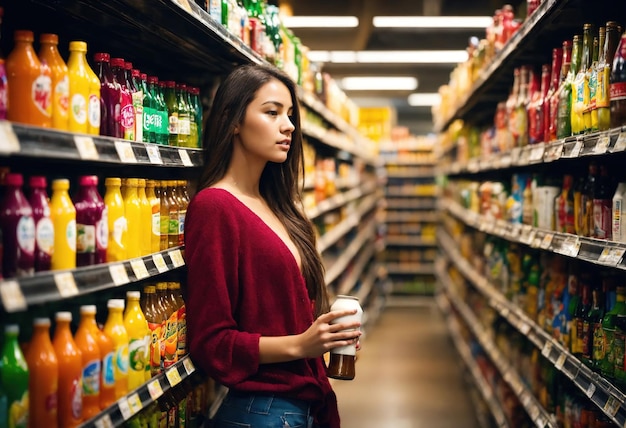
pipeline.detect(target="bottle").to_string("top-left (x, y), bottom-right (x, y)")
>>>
top-left (146, 180), bottom-right (161, 254)
top-left (578, 163), bottom-right (597, 237)
top-left (94, 53), bottom-right (122, 138)
top-left (67, 41), bottom-right (95, 134)
top-left (160, 282), bottom-right (178, 369)
top-left (104, 177), bottom-right (127, 262)
top-left (165, 81), bottom-right (179, 146)
top-left (585, 33), bottom-right (600, 132)
top-left (529, 64), bottom-right (548, 145)
top-left (549, 43), bottom-right (569, 141)
top-left (186, 86), bottom-right (199, 148)
top-left (141, 73), bottom-right (156, 144)
top-left (75, 175), bottom-right (108, 266)
top-left (53, 311), bottom-right (83, 427)
top-left (123, 178), bottom-right (141, 259)
top-left (615, 293), bottom-right (626, 387)
top-left (190, 86), bottom-right (202, 148)
top-left (600, 285), bottom-right (626, 379)
top-left (170, 282), bottom-right (187, 359)
top-left (124, 291), bottom-right (150, 391)
top-left (147, 77), bottom-right (164, 145)
top-left (176, 181), bottom-right (188, 247)
top-left (50, 178), bottom-right (77, 270)
top-left (593, 164), bottom-right (612, 240)
top-left (156, 81), bottom-right (170, 145)
top-left (127, 63), bottom-right (143, 142)
top-left (506, 67), bottom-right (520, 146)
top-left (91, 321), bottom-right (115, 410)
top-left (28, 176), bottom-right (54, 272)
top-left (610, 29), bottom-right (626, 128)
top-left (103, 299), bottom-right (129, 399)
top-left (514, 66), bottom-right (529, 146)
top-left (544, 47), bottom-right (563, 142)
top-left (0, 325), bottom-right (29, 428)
top-left (557, 35), bottom-right (581, 139)
top-left (74, 305), bottom-right (102, 420)
top-left (573, 275), bottom-right (592, 360)
top-left (572, 24), bottom-right (592, 135)
top-left (613, 182), bottom-right (626, 243)
top-left (143, 285), bottom-right (163, 378)
top-left (138, 179), bottom-right (152, 256)
top-left (6, 30), bottom-right (52, 127)
top-left (38, 34), bottom-right (69, 131)
top-left (176, 83), bottom-right (191, 147)
top-left (327, 295), bottom-right (362, 380)
top-left (165, 181), bottom-right (180, 248)
top-left (0, 173), bottom-right (35, 278)
top-left (556, 175), bottom-right (575, 234)
top-left (110, 58), bottom-right (135, 140)
top-left (26, 318), bottom-right (58, 428)
top-left (598, 22), bottom-right (621, 131)
top-left (158, 181), bottom-right (169, 251)
top-left (86, 55), bottom-right (100, 136)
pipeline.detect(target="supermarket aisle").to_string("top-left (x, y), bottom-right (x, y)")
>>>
top-left (332, 300), bottom-right (479, 428)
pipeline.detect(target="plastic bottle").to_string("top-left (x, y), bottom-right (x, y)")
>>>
top-left (176, 83), bottom-right (191, 147)
top-left (153, 78), bottom-right (169, 145)
top-left (143, 285), bottom-right (163, 377)
top-left (26, 318), bottom-right (58, 428)
top-left (86, 55), bottom-right (100, 136)
top-left (90, 321), bottom-right (115, 410)
top-left (127, 63), bottom-right (143, 142)
top-left (124, 291), bottom-right (150, 390)
top-left (165, 181), bottom-right (179, 249)
top-left (111, 58), bottom-right (135, 141)
top-left (141, 73), bottom-right (156, 144)
top-left (74, 175), bottom-right (107, 266)
top-left (146, 180), bottom-right (161, 254)
top-left (170, 282), bottom-right (187, 359)
top-left (0, 173), bottom-right (35, 278)
top-left (160, 282), bottom-right (178, 368)
top-left (123, 178), bottom-right (141, 259)
top-left (103, 299), bottom-right (129, 399)
top-left (94, 53), bottom-right (121, 138)
top-left (38, 33), bottom-right (69, 131)
top-left (137, 179), bottom-right (152, 256)
top-left (165, 81), bottom-right (179, 146)
top-left (28, 176), bottom-right (54, 272)
top-left (6, 30), bottom-right (52, 127)
top-left (0, 325), bottom-right (29, 428)
top-left (67, 41), bottom-right (93, 134)
top-left (74, 305), bottom-right (101, 420)
top-left (50, 178), bottom-right (76, 270)
top-left (52, 311), bottom-right (83, 427)
top-left (104, 177), bottom-right (127, 262)
top-left (612, 183), bottom-right (626, 244)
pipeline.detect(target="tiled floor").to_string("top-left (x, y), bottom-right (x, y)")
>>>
top-left (332, 300), bottom-right (480, 428)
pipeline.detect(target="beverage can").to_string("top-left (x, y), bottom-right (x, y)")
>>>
top-left (327, 295), bottom-right (362, 380)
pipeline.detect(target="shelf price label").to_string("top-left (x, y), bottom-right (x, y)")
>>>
top-left (541, 342), bottom-right (552, 358)
top-left (152, 253), bottom-right (169, 273)
top-left (130, 258), bottom-right (150, 280)
top-left (598, 247), bottom-right (626, 266)
top-left (166, 367), bottom-right (182, 387)
top-left (145, 144), bottom-right (163, 164)
top-left (94, 414), bottom-right (114, 428)
top-left (570, 137), bottom-right (584, 157)
top-left (109, 264), bottom-right (130, 286)
top-left (117, 397), bottom-right (133, 420)
top-left (586, 383), bottom-right (596, 398)
top-left (74, 136), bottom-right (99, 159)
top-left (115, 141), bottom-right (138, 163)
top-left (594, 133), bottom-right (611, 154)
top-left (168, 249), bottom-right (185, 268)
top-left (54, 272), bottom-right (78, 298)
top-left (555, 353), bottom-right (567, 371)
top-left (557, 236), bottom-right (581, 257)
top-left (178, 149), bottom-right (193, 166)
top-left (603, 395), bottom-right (620, 417)
top-left (545, 141), bottom-right (564, 162)
top-left (147, 379), bottom-right (164, 400)
top-left (0, 121), bottom-right (20, 153)
top-left (613, 132), bottom-right (626, 152)
top-left (127, 392), bottom-right (142, 415)
top-left (529, 144), bottom-right (545, 163)
top-left (0, 280), bottom-right (26, 312)
top-left (540, 233), bottom-right (554, 250)
top-left (183, 357), bottom-right (196, 375)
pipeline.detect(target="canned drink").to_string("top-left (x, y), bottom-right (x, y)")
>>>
top-left (327, 295), bottom-right (362, 380)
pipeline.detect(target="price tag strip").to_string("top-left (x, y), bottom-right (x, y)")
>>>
top-left (109, 264), bottom-right (130, 286)
top-left (152, 253), bottom-right (169, 273)
top-left (0, 280), bottom-right (27, 312)
top-left (54, 272), bottom-right (79, 298)
top-left (74, 136), bottom-right (99, 160)
top-left (169, 249), bottom-right (185, 268)
top-left (145, 144), bottom-right (163, 164)
top-left (0, 121), bottom-right (21, 153)
top-left (130, 258), bottom-right (150, 280)
top-left (115, 141), bottom-right (138, 163)
top-left (166, 367), bottom-right (182, 387)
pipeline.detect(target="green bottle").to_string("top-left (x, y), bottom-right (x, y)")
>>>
top-left (582, 282), bottom-right (603, 367)
top-left (557, 35), bottom-right (581, 139)
top-left (186, 87), bottom-right (198, 149)
top-left (599, 285), bottom-right (626, 379)
top-left (165, 81), bottom-right (179, 146)
top-left (141, 73), bottom-right (156, 144)
top-left (0, 325), bottom-right (29, 428)
top-left (156, 81), bottom-right (170, 146)
top-left (176, 83), bottom-right (191, 147)
top-left (613, 287), bottom-right (626, 387)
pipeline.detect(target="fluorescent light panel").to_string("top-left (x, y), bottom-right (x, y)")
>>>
top-left (340, 77), bottom-right (418, 91)
top-left (408, 93), bottom-right (441, 106)
top-left (282, 16), bottom-right (359, 28)
top-left (307, 50), bottom-right (467, 64)
top-left (373, 16), bottom-right (492, 28)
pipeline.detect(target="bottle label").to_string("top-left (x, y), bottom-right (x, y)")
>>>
top-left (177, 304), bottom-right (187, 357)
top-left (159, 111), bottom-right (168, 137)
top-left (17, 215), bottom-right (36, 254)
top-left (597, 67), bottom-right (610, 108)
top-left (71, 93), bottom-right (88, 124)
top-left (102, 351), bottom-right (115, 386)
top-left (33, 74), bottom-right (52, 116)
top-left (168, 213), bottom-right (179, 236)
top-left (35, 217), bottom-right (54, 254)
top-left (152, 211), bottom-right (160, 237)
top-left (610, 82), bottom-right (626, 102)
top-left (76, 223), bottom-right (96, 254)
top-left (178, 116), bottom-right (190, 136)
top-left (88, 94), bottom-right (100, 128)
top-left (82, 359), bottom-right (101, 396)
top-left (587, 70), bottom-right (597, 111)
top-left (115, 344), bottom-right (129, 375)
top-left (112, 216), bottom-right (127, 247)
top-left (615, 329), bottom-right (626, 373)
top-left (8, 391), bottom-right (29, 428)
top-left (164, 311), bottom-right (178, 368)
top-left (614, 198), bottom-right (623, 242)
top-left (178, 209), bottom-right (186, 235)
top-left (143, 106), bottom-right (154, 138)
top-left (160, 213), bottom-right (170, 236)
top-left (56, 76), bottom-right (70, 115)
top-left (604, 327), bottom-right (616, 373)
top-left (593, 199), bottom-right (612, 239)
top-left (71, 377), bottom-right (82, 419)
top-left (168, 114), bottom-right (179, 134)
top-left (121, 104), bottom-right (135, 140)
top-left (129, 337), bottom-right (147, 372)
top-left (66, 219), bottom-right (77, 251)
top-left (593, 323), bottom-right (605, 361)
top-left (97, 208), bottom-right (108, 250)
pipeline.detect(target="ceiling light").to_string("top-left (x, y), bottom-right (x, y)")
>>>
top-left (373, 16), bottom-right (493, 29)
top-left (408, 93), bottom-right (441, 106)
top-left (282, 16), bottom-right (359, 28)
top-left (340, 77), bottom-right (418, 91)
top-left (307, 50), bottom-right (468, 64)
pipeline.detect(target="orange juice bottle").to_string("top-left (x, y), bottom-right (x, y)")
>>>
top-left (67, 41), bottom-right (91, 134)
top-left (175, 181), bottom-right (188, 246)
top-left (26, 318), bottom-right (58, 428)
top-left (104, 177), bottom-right (127, 262)
top-left (170, 282), bottom-right (187, 359)
top-left (86, 56), bottom-right (100, 136)
top-left (91, 321), bottom-right (115, 410)
top-left (38, 33), bottom-right (69, 130)
top-left (50, 178), bottom-right (77, 270)
top-left (103, 299), bottom-right (129, 399)
top-left (123, 178), bottom-right (141, 259)
top-left (52, 311), bottom-right (83, 427)
top-left (143, 284), bottom-right (163, 378)
top-left (6, 30), bottom-right (52, 127)
top-left (124, 291), bottom-right (150, 390)
top-left (158, 282), bottom-right (178, 368)
top-left (74, 305), bottom-right (102, 420)
top-left (146, 180), bottom-right (161, 254)
top-left (137, 179), bottom-right (152, 256)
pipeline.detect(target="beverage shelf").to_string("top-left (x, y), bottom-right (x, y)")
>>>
top-left (385, 189), bottom-right (438, 198)
top-left (383, 158), bottom-right (437, 167)
top-left (384, 211), bottom-right (439, 223)
top-left (438, 228), bottom-right (626, 426)
top-left (385, 198), bottom-right (438, 210)
top-left (0, 247), bottom-right (185, 313)
top-left (386, 263), bottom-right (435, 275)
top-left (337, 244), bottom-right (376, 296)
top-left (386, 236), bottom-right (437, 247)
top-left (79, 355), bottom-right (198, 428)
top-left (325, 220), bottom-right (377, 286)
top-left (305, 180), bottom-right (377, 220)
top-left (386, 169), bottom-right (437, 179)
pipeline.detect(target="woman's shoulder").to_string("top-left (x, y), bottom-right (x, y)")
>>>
top-left (189, 187), bottom-right (239, 214)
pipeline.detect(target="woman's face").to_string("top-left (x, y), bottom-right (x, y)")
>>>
top-left (234, 78), bottom-right (295, 164)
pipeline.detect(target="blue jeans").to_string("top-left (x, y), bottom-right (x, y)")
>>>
top-left (212, 391), bottom-right (317, 428)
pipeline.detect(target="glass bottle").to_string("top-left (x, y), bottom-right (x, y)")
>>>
top-left (597, 22), bottom-right (621, 130)
top-left (126, 63), bottom-right (143, 142)
top-left (148, 76), bottom-right (162, 144)
top-left (556, 36), bottom-right (578, 139)
top-left (141, 73), bottom-right (156, 143)
top-left (572, 273), bottom-right (592, 359)
top-left (165, 81), bottom-right (179, 146)
top-left (586, 31), bottom-right (602, 133)
top-left (599, 285), bottom-right (626, 379)
top-left (94, 53), bottom-right (122, 138)
top-left (515, 66), bottom-right (529, 146)
top-left (143, 284), bottom-right (164, 377)
top-left (146, 180), bottom-right (161, 254)
top-left (572, 24), bottom-right (592, 135)
top-left (157, 81), bottom-right (170, 145)
top-left (506, 67), bottom-right (520, 145)
top-left (592, 164), bottom-right (613, 240)
top-left (110, 58), bottom-right (135, 141)
top-left (176, 83), bottom-right (191, 147)
top-left (186, 86), bottom-right (198, 149)
top-left (610, 29), bottom-right (626, 128)
top-left (545, 46), bottom-right (564, 142)
top-left (166, 181), bottom-right (180, 248)
top-left (575, 162), bottom-right (597, 237)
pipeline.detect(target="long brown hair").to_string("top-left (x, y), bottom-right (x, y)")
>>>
top-left (197, 64), bottom-right (329, 316)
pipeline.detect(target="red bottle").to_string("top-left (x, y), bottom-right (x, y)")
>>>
top-left (110, 58), bottom-right (135, 141)
top-left (28, 176), bottom-right (53, 272)
top-left (544, 47), bottom-right (563, 142)
top-left (548, 41), bottom-right (572, 142)
top-left (93, 53), bottom-right (122, 138)
top-left (528, 64), bottom-right (550, 144)
top-left (74, 175), bottom-right (107, 266)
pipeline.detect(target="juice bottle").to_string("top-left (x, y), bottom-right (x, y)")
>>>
top-left (127, 63), bottom-right (143, 142)
top-left (0, 325), bottom-right (29, 428)
top-left (91, 321), bottom-right (115, 410)
top-left (94, 53), bottom-right (121, 138)
top-left (146, 180), bottom-right (161, 254)
top-left (67, 41), bottom-right (92, 134)
top-left (0, 173), bottom-right (35, 278)
top-left (155, 283), bottom-right (171, 369)
top-left (143, 285), bottom-right (163, 378)
top-left (38, 33), bottom-right (69, 131)
top-left (52, 311), bottom-right (83, 427)
top-left (110, 58), bottom-right (135, 141)
top-left (164, 81), bottom-right (179, 146)
top-left (86, 55), bottom-right (100, 136)
top-left (124, 291), bottom-right (150, 390)
top-left (28, 176), bottom-right (54, 272)
top-left (103, 299), bottom-right (129, 399)
top-left (0, 9), bottom-right (7, 120)
top-left (159, 282), bottom-right (178, 368)
top-left (166, 181), bottom-right (179, 248)
top-left (137, 179), bottom-right (152, 256)
top-left (123, 178), bottom-right (141, 259)
top-left (26, 318), bottom-right (58, 428)
top-left (6, 30), bottom-right (52, 127)
top-left (104, 177), bottom-right (127, 262)
top-left (175, 181), bottom-right (188, 246)
top-left (170, 282), bottom-right (187, 359)
top-left (74, 175), bottom-right (107, 266)
top-left (74, 305), bottom-right (101, 420)
top-left (176, 83), bottom-right (191, 147)
top-left (158, 181), bottom-right (169, 250)
top-left (50, 178), bottom-right (76, 270)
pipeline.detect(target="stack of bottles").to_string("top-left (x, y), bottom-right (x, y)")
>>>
top-left (0, 173), bottom-right (190, 279)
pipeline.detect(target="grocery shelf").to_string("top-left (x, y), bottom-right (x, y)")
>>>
top-left (438, 228), bottom-right (626, 426)
top-left (386, 263), bottom-right (435, 275)
top-left (337, 244), bottom-right (376, 296)
top-left (325, 220), bottom-right (377, 286)
top-left (0, 247), bottom-right (185, 313)
top-left (305, 181), bottom-right (377, 220)
top-left (354, 262), bottom-right (382, 303)
top-left (385, 189), bottom-right (438, 198)
top-left (383, 158), bottom-right (436, 167)
top-left (385, 211), bottom-right (439, 223)
top-left (386, 169), bottom-right (437, 179)
top-left (386, 236), bottom-right (437, 247)
top-left (80, 355), bottom-right (198, 428)
top-left (385, 198), bottom-right (437, 210)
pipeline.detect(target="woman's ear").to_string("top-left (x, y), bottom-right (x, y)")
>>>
top-left (233, 124), bottom-right (240, 135)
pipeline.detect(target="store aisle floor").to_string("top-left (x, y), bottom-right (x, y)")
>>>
top-left (332, 299), bottom-right (480, 428)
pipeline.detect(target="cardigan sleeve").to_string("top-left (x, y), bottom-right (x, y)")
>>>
top-left (185, 190), bottom-right (261, 385)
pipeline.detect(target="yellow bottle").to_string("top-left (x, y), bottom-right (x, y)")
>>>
top-left (104, 178), bottom-right (127, 262)
top-left (86, 57), bottom-right (101, 136)
top-left (124, 178), bottom-right (141, 259)
top-left (137, 179), bottom-right (152, 256)
top-left (67, 41), bottom-right (92, 134)
top-left (103, 299), bottom-right (129, 399)
top-left (50, 179), bottom-right (76, 270)
top-left (146, 180), bottom-right (161, 254)
top-left (38, 33), bottom-right (69, 131)
top-left (123, 291), bottom-right (150, 391)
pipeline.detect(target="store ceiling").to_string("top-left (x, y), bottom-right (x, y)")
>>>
top-left (278, 0), bottom-right (524, 135)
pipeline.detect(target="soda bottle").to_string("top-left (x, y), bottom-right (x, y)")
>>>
top-left (126, 63), bottom-right (143, 142)
top-left (90, 320), bottom-right (115, 410)
top-left (597, 22), bottom-right (621, 131)
top-left (593, 164), bottom-right (613, 240)
top-left (26, 318), bottom-right (58, 428)
top-left (572, 24), bottom-right (592, 135)
top-left (190, 86), bottom-right (202, 148)
top-left (544, 47), bottom-right (563, 142)
top-left (147, 77), bottom-right (163, 144)
top-left (176, 83), bottom-right (191, 147)
top-left (146, 180), bottom-right (161, 254)
top-left (170, 282), bottom-right (187, 359)
top-left (143, 285), bottom-right (163, 377)
top-left (137, 179), bottom-right (152, 256)
top-left (38, 33), bottom-right (69, 131)
top-left (104, 299), bottom-right (129, 399)
top-left (104, 177), bottom-right (127, 262)
top-left (557, 35), bottom-right (580, 139)
top-left (27, 176), bottom-right (53, 272)
top-left (50, 178), bottom-right (76, 270)
top-left (6, 30), bottom-right (52, 127)
top-left (141, 73), bottom-right (156, 144)
top-left (159, 181), bottom-right (170, 251)
top-left (175, 181), bottom-right (187, 247)
top-left (123, 178), bottom-right (141, 259)
top-left (94, 53), bottom-right (121, 138)
top-left (67, 41), bottom-right (93, 134)
top-left (186, 86), bottom-right (198, 148)
top-left (74, 305), bottom-right (101, 420)
top-left (156, 80), bottom-right (170, 145)
top-left (0, 173), bottom-right (35, 278)
top-left (111, 58), bottom-right (135, 141)
top-left (74, 175), bottom-right (107, 266)
top-left (53, 311), bottom-right (83, 427)
top-left (610, 29), bottom-right (626, 128)
top-left (124, 291), bottom-right (150, 390)
top-left (164, 81), bottom-right (179, 146)
top-left (0, 325), bottom-right (29, 428)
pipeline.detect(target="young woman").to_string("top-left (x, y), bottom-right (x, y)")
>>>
top-left (185, 64), bottom-right (361, 428)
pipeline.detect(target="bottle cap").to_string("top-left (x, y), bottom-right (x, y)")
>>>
top-left (132, 69), bottom-right (140, 77)
top-left (127, 291), bottom-right (140, 299)
top-left (146, 180), bottom-right (155, 188)
top-left (141, 73), bottom-right (147, 80)
top-left (94, 52), bottom-right (110, 62)
top-left (138, 178), bottom-right (146, 187)
top-left (105, 177), bottom-right (121, 186)
top-left (148, 76), bottom-right (158, 84)
top-left (33, 317), bottom-right (51, 326)
top-left (29, 175), bottom-right (47, 188)
top-left (126, 178), bottom-right (139, 187)
top-left (55, 311), bottom-right (72, 322)
top-left (40, 33), bottom-right (59, 44)
top-left (177, 83), bottom-right (187, 90)
top-left (110, 57), bottom-right (125, 68)
top-left (4, 324), bottom-right (19, 334)
top-left (5, 173), bottom-right (23, 186)
top-left (52, 178), bottom-right (70, 191)
top-left (166, 81), bottom-right (176, 88)
top-left (107, 299), bottom-right (125, 309)
top-left (79, 175), bottom-right (98, 187)
top-left (69, 41), bottom-right (87, 52)
top-left (144, 285), bottom-right (156, 293)
top-left (124, 61), bottom-right (133, 70)
top-left (14, 30), bottom-right (34, 42)
top-left (80, 305), bottom-right (97, 314)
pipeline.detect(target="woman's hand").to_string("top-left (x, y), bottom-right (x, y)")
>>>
top-left (295, 309), bottom-right (362, 359)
